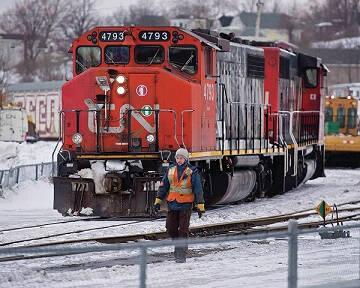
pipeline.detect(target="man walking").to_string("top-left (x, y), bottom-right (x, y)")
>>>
top-left (154, 148), bottom-right (205, 263)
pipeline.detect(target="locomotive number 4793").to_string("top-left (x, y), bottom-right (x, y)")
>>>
top-left (139, 31), bottom-right (170, 42)
top-left (99, 31), bottom-right (125, 42)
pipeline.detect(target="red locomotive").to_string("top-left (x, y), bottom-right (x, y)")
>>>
top-left (53, 26), bottom-right (327, 217)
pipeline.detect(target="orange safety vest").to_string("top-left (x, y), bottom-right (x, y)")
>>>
top-left (166, 166), bottom-right (194, 203)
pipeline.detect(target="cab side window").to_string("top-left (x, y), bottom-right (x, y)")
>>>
top-left (304, 68), bottom-right (318, 88)
top-left (169, 46), bottom-right (197, 74)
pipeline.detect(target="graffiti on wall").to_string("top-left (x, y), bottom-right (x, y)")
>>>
top-left (12, 91), bottom-right (60, 138)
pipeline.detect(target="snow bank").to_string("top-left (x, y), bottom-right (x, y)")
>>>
top-left (0, 141), bottom-right (58, 170)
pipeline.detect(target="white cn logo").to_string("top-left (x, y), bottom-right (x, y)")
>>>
top-left (136, 85), bottom-right (148, 97)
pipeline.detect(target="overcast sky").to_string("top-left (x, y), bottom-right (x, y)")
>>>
top-left (0, 0), bottom-right (314, 17)
top-left (0, 0), bottom-right (166, 16)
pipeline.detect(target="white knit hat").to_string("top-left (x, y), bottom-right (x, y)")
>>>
top-left (175, 148), bottom-right (189, 161)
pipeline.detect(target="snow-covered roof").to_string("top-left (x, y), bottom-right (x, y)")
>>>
top-left (311, 37), bottom-right (360, 49)
top-left (7, 81), bottom-right (65, 92)
top-left (315, 22), bottom-right (332, 27)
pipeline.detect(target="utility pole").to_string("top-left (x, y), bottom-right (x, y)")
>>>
top-left (255, 0), bottom-right (264, 40)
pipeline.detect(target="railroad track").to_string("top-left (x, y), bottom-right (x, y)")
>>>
top-left (0, 217), bottom-right (102, 234)
top-left (1, 203), bottom-right (359, 262)
top-left (0, 218), bottom-right (157, 247)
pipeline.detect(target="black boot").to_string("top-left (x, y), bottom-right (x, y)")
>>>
top-left (174, 247), bottom-right (186, 263)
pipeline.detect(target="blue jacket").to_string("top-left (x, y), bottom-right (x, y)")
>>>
top-left (157, 162), bottom-right (204, 210)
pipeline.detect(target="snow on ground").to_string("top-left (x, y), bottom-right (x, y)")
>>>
top-left (0, 141), bottom-right (360, 287)
top-left (0, 141), bottom-right (58, 170)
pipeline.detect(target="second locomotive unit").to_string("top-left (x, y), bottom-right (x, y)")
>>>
top-left (53, 26), bottom-right (327, 217)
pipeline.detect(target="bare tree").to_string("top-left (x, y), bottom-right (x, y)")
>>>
top-left (0, 53), bottom-right (12, 101)
top-left (127, 0), bottom-right (158, 25)
top-left (326, 0), bottom-right (360, 36)
top-left (107, 7), bottom-right (129, 26)
top-left (237, 0), bottom-right (259, 12)
top-left (279, 1), bottom-right (305, 44)
top-left (166, 0), bottom-right (237, 28)
top-left (304, 0), bottom-right (360, 39)
top-left (0, 0), bottom-right (72, 81)
top-left (56, 0), bottom-right (101, 52)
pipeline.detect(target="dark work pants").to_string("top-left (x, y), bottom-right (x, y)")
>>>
top-left (166, 209), bottom-right (192, 258)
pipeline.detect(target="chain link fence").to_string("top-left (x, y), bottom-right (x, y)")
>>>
top-left (0, 162), bottom-right (53, 197)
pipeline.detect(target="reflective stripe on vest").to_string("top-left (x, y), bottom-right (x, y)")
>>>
top-left (167, 166), bottom-right (194, 203)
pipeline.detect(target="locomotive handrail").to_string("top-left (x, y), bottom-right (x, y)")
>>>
top-left (155, 108), bottom-right (180, 149)
top-left (268, 112), bottom-right (291, 173)
top-left (279, 111), bottom-right (298, 177)
top-left (278, 110), bottom-right (320, 177)
top-left (58, 107), bottom-right (182, 155)
top-left (181, 109), bottom-right (194, 149)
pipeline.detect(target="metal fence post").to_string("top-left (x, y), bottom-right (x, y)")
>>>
top-left (36, 165), bottom-right (39, 181)
top-left (288, 219), bottom-right (298, 288)
top-left (0, 171), bottom-right (3, 187)
top-left (16, 167), bottom-right (20, 184)
top-left (140, 246), bottom-right (147, 288)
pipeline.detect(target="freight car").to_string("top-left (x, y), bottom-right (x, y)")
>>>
top-left (53, 26), bottom-right (327, 217)
top-left (6, 81), bottom-right (64, 140)
top-left (0, 106), bottom-right (28, 142)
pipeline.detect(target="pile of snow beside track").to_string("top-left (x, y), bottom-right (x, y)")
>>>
top-left (0, 141), bottom-right (58, 170)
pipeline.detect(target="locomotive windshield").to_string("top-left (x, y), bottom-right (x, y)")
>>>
top-left (104, 46), bottom-right (130, 64)
top-left (135, 45), bottom-right (164, 64)
top-left (169, 46), bottom-right (197, 74)
top-left (304, 68), bottom-right (318, 88)
top-left (76, 46), bottom-right (101, 74)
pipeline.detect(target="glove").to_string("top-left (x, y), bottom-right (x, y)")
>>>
top-left (154, 203), bottom-right (160, 213)
top-left (154, 198), bottom-right (162, 213)
top-left (196, 203), bottom-right (205, 218)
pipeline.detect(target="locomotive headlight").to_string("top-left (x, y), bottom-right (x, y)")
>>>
top-left (116, 75), bottom-right (127, 84)
top-left (72, 133), bottom-right (83, 144)
top-left (116, 86), bottom-right (127, 95)
top-left (146, 133), bottom-right (155, 144)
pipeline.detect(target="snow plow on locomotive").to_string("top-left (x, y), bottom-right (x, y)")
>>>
top-left (53, 26), bottom-right (327, 217)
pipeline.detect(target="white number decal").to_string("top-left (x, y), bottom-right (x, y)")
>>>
top-left (139, 31), bottom-right (170, 41)
top-left (100, 31), bottom-right (124, 41)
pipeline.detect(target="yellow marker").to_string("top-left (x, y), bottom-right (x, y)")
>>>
top-left (316, 200), bottom-right (332, 219)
